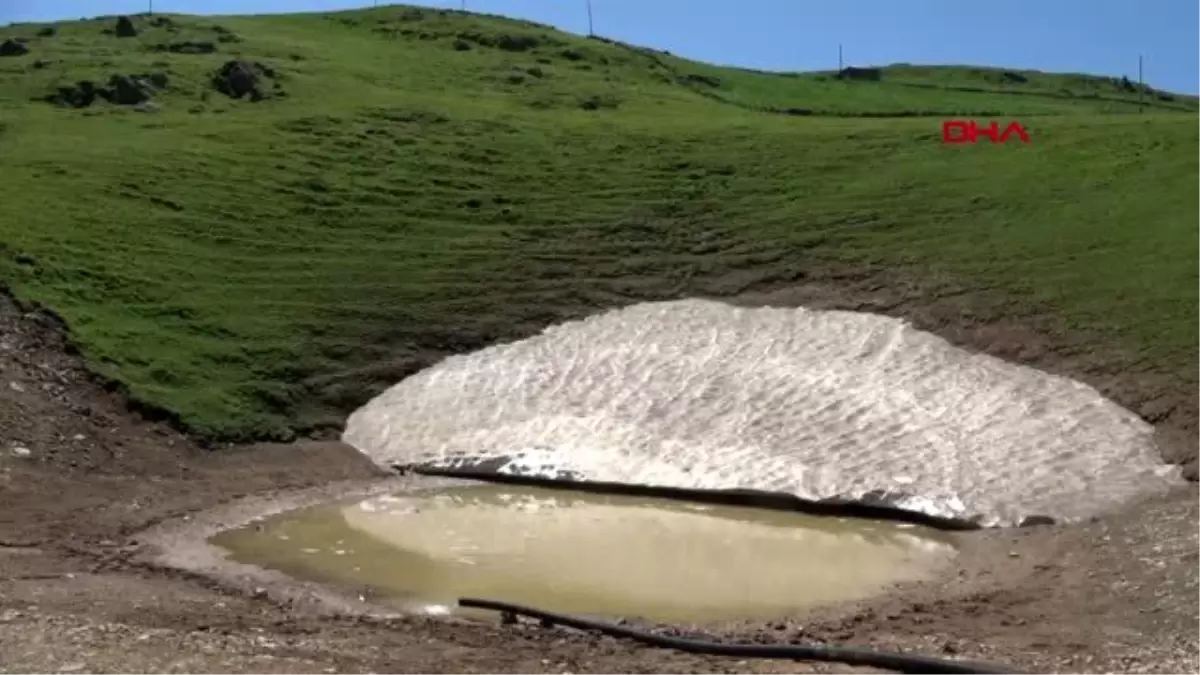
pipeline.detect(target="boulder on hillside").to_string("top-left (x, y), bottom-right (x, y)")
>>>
top-left (101, 74), bottom-right (154, 104)
top-left (837, 66), bottom-right (882, 81)
top-left (210, 25), bottom-right (241, 42)
top-left (45, 80), bottom-right (99, 108)
top-left (494, 33), bottom-right (538, 52)
top-left (157, 40), bottom-right (218, 54)
top-left (211, 59), bottom-right (278, 101)
top-left (144, 71), bottom-right (170, 89)
top-left (114, 15), bottom-right (138, 37)
top-left (678, 73), bottom-right (721, 88)
top-left (0, 38), bottom-right (30, 57)
top-left (44, 72), bottom-right (167, 109)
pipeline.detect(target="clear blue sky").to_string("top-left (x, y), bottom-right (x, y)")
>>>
top-left (4, 0), bottom-right (1197, 94)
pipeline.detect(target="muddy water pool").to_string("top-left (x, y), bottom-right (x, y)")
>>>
top-left (213, 484), bottom-right (957, 624)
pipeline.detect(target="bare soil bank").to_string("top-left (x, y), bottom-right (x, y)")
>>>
top-left (1, 267), bottom-right (1197, 673)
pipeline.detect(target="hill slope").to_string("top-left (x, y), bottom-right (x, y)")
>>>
top-left (0, 5), bottom-right (1196, 440)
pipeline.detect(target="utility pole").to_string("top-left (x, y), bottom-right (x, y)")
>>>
top-left (1138, 54), bottom-right (1144, 112)
top-left (838, 44), bottom-right (843, 71)
top-left (586, 0), bottom-right (594, 36)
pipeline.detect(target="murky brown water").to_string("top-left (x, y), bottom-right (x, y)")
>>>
top-left (213, 485), bottom-right (957, 623)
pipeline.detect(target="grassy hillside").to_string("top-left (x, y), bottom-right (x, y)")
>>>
top-left (0, 5), bottom-right (1196, 440)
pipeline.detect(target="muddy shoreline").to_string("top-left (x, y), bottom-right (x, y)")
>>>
top-left (135, 476), bottom-right (435, 619)
top-left (2, 273), bottom-right (1197, 673)
top-left (137, 473), bottom-right (963, 625)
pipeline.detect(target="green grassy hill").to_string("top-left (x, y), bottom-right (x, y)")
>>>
top-left (0, 5), bottom-right (1196, 440)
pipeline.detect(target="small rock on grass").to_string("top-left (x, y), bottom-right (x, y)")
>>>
top-left (0, 38), bottom-right (30, 57)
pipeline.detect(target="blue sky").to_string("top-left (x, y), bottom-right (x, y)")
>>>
top-left (4, 0), bottom-right (1197, 94)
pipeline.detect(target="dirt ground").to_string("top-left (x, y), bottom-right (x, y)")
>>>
top-left (1, 270), bottom-right (1197, 674)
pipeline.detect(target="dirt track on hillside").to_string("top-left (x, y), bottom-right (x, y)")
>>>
top-left (1, 269), bottom-right (1197, 673)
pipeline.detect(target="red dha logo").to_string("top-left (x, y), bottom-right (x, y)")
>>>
top-left (942, 120), bottom-right (1031, 144)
